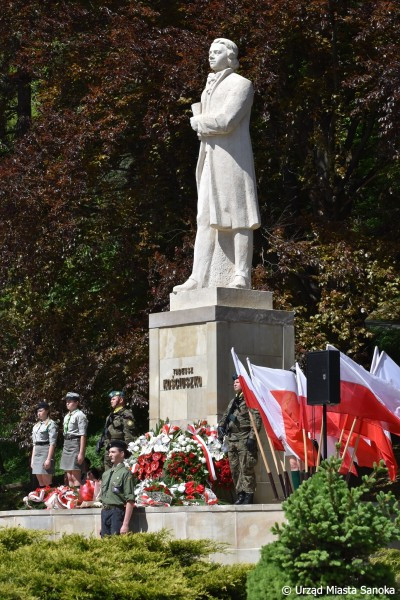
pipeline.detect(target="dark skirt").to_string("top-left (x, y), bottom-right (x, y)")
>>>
top-left (32, 445), bottom-right (55, 475)
top-left (60, 438), bottom-right (81, 471)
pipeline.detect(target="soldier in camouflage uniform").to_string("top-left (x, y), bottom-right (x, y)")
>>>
top-left (97, 391), bottom-right (136, 470)
top-left (218, 375), bottom-right (261, 504)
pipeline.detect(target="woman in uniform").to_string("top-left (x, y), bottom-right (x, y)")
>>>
top-left (31, 401), bottom-right (58, 486)
top-left (60, 392), bottom-right (88, 487)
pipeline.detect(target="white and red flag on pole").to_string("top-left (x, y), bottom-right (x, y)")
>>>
top-left (347, 419), bottom-right (397, 481)
top-left (295, 363), bottom-right (309, 432)
top-left (325, 345), bottom-right (400, 434)
top-left (247, 359), bottom-right (316, 465)
top-left (370, 346), bottom-right (381, 375)
top-left (231, 348), bottom-right (284, 451)
top-left (295, 364), bottom-right (358, 474)
top-left (372, 350), bottom-right (400, 392)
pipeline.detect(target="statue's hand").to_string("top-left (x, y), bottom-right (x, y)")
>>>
top-left (190, 116), bottom-right (199, 132)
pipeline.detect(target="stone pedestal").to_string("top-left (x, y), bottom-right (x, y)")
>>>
top-left (148, 287), bottom-right (294, 503)
top-left (0, 505), bottom-right (285, 564)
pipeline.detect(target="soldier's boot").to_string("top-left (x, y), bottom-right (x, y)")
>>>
top-left (241, 493), bottom-right (254, 505)
top-left (234, 491), bottom-right (246, 505)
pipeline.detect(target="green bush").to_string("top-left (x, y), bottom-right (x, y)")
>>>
top-left (371, 548), bottom-right (400, 589)
top-left (0, 527), bottom-right (250, 599)
top-left (247, 458), bottom-right (400, 600)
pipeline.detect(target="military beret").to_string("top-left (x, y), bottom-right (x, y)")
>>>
top-left (109, 390), bottom-right (125, 399)
top-left (35, 401), bottom-right (50, 412)
top-left (108, 439), bottom-right (131, 457)
top-left (232, 373), bottom-right (239, 381)
top-left (65, 392), bottom-right (80, 400)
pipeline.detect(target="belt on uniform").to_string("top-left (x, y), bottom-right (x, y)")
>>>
top-left (64, 434), bottom-right (80, 440)
top-left (35, 442), bottom-right (49, 446)
top-left (102, 504), bottom-right (125, 511)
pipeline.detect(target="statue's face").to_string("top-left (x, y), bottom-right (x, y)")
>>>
top-left (209, 43), bottom-right (230, 72)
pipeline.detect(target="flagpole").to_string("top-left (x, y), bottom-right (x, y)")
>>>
top-left (247, 409), bottom-right (280, 501)
top-left (266, 434), bottom-right (287, 499)
top-left (283, 455), bottom-right (294, 496)
top-left (302, 429), bottom-right (309, 477)
top-left (316, 416), bottom-right (324, 470)
top-left (337, 427), bottom-right (345, 456)
top-left (346, 431), bottom-right (361, 483)
top-left (341, 417), bottom-right (358, 459)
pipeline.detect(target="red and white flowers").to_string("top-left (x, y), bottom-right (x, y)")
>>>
top-left (127, 420), bottom-right (232, 506)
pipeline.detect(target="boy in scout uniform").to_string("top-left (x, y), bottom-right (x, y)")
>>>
top-left (97, 391), bottom-right (136, 470)
top-left (100, 440), bottom-right (135, 536)
top-left (217, 375), bottom-right (261, 505)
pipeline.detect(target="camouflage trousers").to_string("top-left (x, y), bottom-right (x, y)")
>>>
top-left (227, 439), bottom-right (258, 494)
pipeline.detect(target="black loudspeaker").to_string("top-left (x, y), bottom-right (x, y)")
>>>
top-left (306, 350), bottom-right (340, 406)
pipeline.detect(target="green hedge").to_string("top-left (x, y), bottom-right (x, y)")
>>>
top-left (0, 527), bottom-right (250, 599)
top-left (246, 544), bottom-right (397, 600)
top-left (247, 459), bottom-right (400, 600)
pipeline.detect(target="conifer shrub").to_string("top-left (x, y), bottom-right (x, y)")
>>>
top-left (0, 527), bottom-right (250, 599)
top-left (247, 458), bottom-right (400, 600)
top-left (371, 548), bottom-right (400, 589)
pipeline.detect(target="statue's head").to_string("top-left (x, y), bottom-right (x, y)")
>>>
top-left (209, 38), bottom-right (239, 72)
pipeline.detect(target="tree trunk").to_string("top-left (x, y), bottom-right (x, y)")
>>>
top-left (16, 71), bottom-right (31, 136)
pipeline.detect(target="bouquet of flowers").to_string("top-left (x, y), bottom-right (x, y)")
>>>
top-left (126, 419), bottom-right (233, 506)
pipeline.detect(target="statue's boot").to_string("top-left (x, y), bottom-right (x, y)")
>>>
top-left (228, 275), bottom-right (250, 289)
top-left (227, 229), bottom-right (252, 289)
top-left (173, 277), bottom-right (199, 292)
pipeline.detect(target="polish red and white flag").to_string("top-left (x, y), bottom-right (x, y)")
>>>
top-left (246, 358), bottom-right (316, 465)
top-left (326, 345), bottom-right (400, 434)
top-left (295, 364), bottom-right (357, 474)
top-left (372, 350), bottom-right (400, 392)
top-left (231, 348), bottom-right (284, 452)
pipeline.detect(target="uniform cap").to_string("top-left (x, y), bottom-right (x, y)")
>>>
top-left (109, 390), bottom-right (125, 399)
top-left (232, 373), bottom-right (239, 381)
top-left (35, 401), bottom-right (50, 412)
top-left (65, 392), bottom-right (80, 400)
top-left (108, 439), bottom-right (131, 457)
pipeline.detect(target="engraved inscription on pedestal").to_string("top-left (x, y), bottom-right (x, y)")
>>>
top-left (163, 367), bottom-right (203, 391)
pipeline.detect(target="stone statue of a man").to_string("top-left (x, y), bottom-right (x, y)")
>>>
top-left (173, 38), bottom-right (260, 292)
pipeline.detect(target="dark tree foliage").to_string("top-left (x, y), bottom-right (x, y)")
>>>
top-left (0, 0), bottom-right (399, 445)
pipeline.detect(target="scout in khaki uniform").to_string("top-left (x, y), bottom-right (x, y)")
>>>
top-left (100, 440), bottom-right (135, 536)
top-left (31, 401), bottom-right (58, 487)
top-left (218, 375), bottom-right (261, 505)
top-left (60, 392), bottom-right (88, 487)
top-left (96, 391), bottom-right (136, 470)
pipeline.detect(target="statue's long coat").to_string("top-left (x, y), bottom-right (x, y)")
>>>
top-left (194, 68), bottom-right (261, 231)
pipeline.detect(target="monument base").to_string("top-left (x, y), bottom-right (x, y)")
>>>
top-left (0, 505), bottom-right (285, 564)
top-left (148, 287), bottom-right (295, 503)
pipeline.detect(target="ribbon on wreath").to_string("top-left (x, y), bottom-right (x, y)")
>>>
top-left (26, 486), bottom-right (51, 503)
top-left (44, 486), bottom-right (77, 509)
top-left (186, 424), bottom-right (217, 481)
top-left (136, 492), bottom-right (171, 507)
top-left (26, 486), bottom-right (77, 509)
